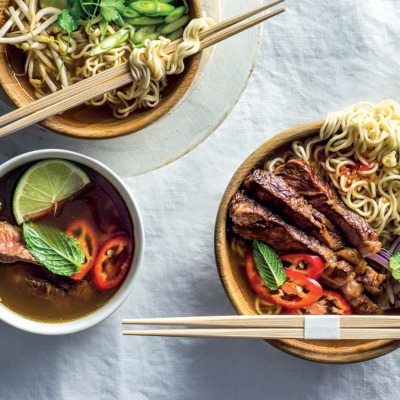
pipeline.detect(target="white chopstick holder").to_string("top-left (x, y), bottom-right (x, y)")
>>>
top-left (304, 315), bottom-right (340, 340)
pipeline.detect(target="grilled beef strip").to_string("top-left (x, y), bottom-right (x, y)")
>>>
top-left (26, 278), bottom-right (93, 302)
top-left (321, 260), bottom-right (356, 288)
top-left (0, 221), bottom-right (37, 264)
top-left (347, 293), bottom-right (380, 314)
top-left (242, 170), bottom-right (343, 251)
top-left (26, 278), bottom-right (66, 302)
top-left (274, 158), bottom-right (381, 257)
top-left (229, 191), bottom-right (380, 314)
top-left (321, 273), bottom-right (378, 314)
top-left (316, 262), bottom-right (379, 313)
top-left (336, 247), bottom-right (368, 274)
top-left (230, 192), bottom-right (335, 263)
top-left (357, 266), bottom-right (387, 295)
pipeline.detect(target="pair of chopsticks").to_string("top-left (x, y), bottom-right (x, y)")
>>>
top-left (122, 315), bottom-right (400, 340)
top-left (0, 0), bottom-right (285, 137)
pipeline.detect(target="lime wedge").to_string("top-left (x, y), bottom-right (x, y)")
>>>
top-left (39, 0), bottom-right (68, 9)
top-left (13, 159), bottom-right (91, 225)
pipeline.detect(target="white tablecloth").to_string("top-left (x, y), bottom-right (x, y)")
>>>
top-left (2, 0), bottom-right (400, 398)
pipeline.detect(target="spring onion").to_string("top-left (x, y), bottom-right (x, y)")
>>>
top-left (157, 14), bottom-right (190, 35)
top-left (114, 13), bottom-right (125, 26)
top-left (130, 0), bottom-right (175, 17)
top-left (90, 27), bottom-right (132, 56)
top-left (167, 27), bottom-right (183, 41)
top-left (124, 15), bottom-right (164, 25)
top-left (99, 19), bottom-right (108, 36)
top-left (133, 25), bottom-right (157, 44)
top-left (164, 6), bottom-right (186, 24)
top-left (135, 32), bottom-right (159, 47)
top-left (120, 7), bottom-right (140, 19)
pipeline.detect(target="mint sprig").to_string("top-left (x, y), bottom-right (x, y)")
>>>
top-left (390, 252), bottom-right (400, 279)
top-left (23, 222), bottom-right (85, 276)
top-left (252, 240), bottom-right (286, 290)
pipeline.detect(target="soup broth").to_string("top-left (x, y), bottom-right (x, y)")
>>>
top-left (0, 162), bottom-right (134, 322)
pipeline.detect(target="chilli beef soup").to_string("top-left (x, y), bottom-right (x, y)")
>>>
top-left (0, 159), bottom-right (134, 322)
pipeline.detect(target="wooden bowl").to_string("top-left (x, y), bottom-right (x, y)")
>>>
top-left (214, 121), bottom-right (400, 364)
top-left (0, 0), bottom-right (202, 139)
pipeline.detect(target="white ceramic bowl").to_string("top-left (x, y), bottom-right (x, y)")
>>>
top-left (0, 149), bottom-right (144, 335)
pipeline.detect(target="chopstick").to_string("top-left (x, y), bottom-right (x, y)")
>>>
top-left (0, 0), bottom-right (285, 137)
top-left (122, 315), bottom-right (400, 340)
top-left (123, 328), bottom-right (400, 340)
top-left (122, 315), bottom-right (400, 328)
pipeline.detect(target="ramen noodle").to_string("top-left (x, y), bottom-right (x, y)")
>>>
top-left (266, 100), bottom-right (400, 242)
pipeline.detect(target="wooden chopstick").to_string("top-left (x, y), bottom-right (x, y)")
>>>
top-left (122, 327), bottom-right (400, 340)
top-left (164, 0), bottom-right (285, 54)
top-left (198, 8), bottom-right (284, 51)
top-left (122, 315), bottom-right (400, 328)
top-left (0, 63), bottom-right (130, 128)
top-left (0, 1), bottom-right (285, 137)
top-left (0, 72), bottom-right (133, 136)
top-left (122, 315), bottom-right (400, 340)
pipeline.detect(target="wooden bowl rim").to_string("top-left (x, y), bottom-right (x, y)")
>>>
top-left (214, 120), bottom-right (400, 364)
top-left (0, 0), bottom-right (202, 139)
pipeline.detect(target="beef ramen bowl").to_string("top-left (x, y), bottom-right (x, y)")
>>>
top-left (0, 0), bottom-right (205, 139)
top-left (0, 149), bottom-right (144, 335)
top-left (215, 114), bottom-right (400, 364)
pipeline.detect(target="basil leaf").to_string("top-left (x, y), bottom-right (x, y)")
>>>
top-left (390, 252), bottom-right (400, 279)
top-left (23, 222), bottom-right (85, 276)
top-left (252, 240), bottom-right (286, 290)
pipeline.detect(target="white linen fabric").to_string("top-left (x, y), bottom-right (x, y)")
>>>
top-left (2, 0), bottom-right (400, 398)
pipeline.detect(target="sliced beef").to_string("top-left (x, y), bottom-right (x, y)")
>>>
top-left (347, 293), bottom-right (380, 314)
top-left (26, 277), bottom-right (93, 302)
top-left (321, 270), bottom-right (379, 314)
top-left (328, 230), bottom-right (346, 253)
top-left (26, 278), bottom-right (66, 302)
top-left (59, 278), bottom-right (93, 300)
top-left (229, 191), bottom-right (381, 314)
top-left (274, 158), bottom-right (381, 257)
top-left (230, 192), bottom-right (335, 263)
top-left (357, 266), bottom-right (387, 295)
top-left (243, 170), bottom-right (343, 251)
top-left (336, 247), bottom-right (368, 274)
top-left (0, 221), bottom-right (37, 264)
top-left (321, 261), bottom-right (356, 289)
top-left (340, 278), bottom-right (364, 299)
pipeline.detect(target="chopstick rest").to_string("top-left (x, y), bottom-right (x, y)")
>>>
top-left (304, 315), bottom-right (340, 340)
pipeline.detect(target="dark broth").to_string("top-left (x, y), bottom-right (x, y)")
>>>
top-left (0, 162), bottom-right (134, 322)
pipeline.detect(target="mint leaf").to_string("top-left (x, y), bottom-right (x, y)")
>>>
top-left (390, 252), bottom-right (400, 279)
top-left (23, 222), bottom-right (85, 276)
top-left (252, 240), bottom-right (286, 290)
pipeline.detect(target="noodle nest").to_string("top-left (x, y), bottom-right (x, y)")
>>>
top-left (266, 100), bottom-right (400, 242)
top-left (0, 1), bottom-right (214, 118)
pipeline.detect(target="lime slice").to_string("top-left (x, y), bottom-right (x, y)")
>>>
top-left (39, 0), bottom-right (68, 9)
top-left (13, 159), bottom-right (91, 225)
